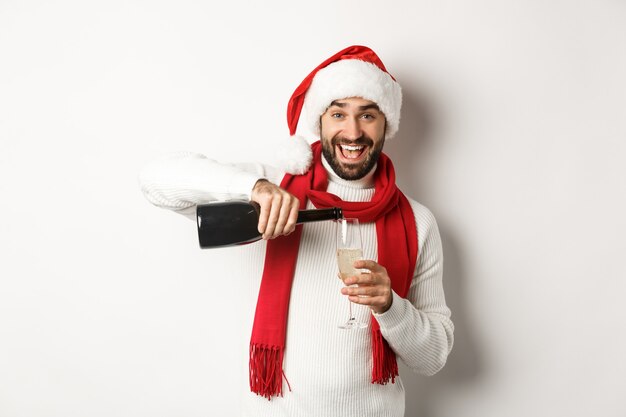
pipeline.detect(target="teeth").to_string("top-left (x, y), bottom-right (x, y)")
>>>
top-left (340, 145), bottom-right (364, 151)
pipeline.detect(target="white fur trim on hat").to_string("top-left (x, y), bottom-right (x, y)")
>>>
top-left (302, 59), bottom-right (402, 139)
top-left (273, 135), bottom-right (313, 175)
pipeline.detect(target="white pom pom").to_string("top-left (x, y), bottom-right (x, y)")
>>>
top-left (272, 135), bottom-right (313, 175)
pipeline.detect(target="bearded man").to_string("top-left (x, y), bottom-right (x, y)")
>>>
top-left (139, 45), bottom-right (454, 417)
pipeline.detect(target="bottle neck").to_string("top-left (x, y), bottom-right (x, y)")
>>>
top-left (296, 207), bottom-right (343, 223)
top-left (250, 201), bottom-right (342, 223)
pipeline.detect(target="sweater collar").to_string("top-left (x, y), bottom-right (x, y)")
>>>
top-left (321, 154), bottom-right (377, 189)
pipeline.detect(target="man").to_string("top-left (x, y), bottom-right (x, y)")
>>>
top-left (140, 45), bottom-right (453, 417)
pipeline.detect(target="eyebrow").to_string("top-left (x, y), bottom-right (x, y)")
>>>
top-left (328, 100), bottom-right (381, 112)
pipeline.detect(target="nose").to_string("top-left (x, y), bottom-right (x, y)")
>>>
top-left (342, 117), bottom-right (362, 140)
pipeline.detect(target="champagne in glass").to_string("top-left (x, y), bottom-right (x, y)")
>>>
top-left (337, 248), bottom-right (363, 281)
top-left (336, 218), bottom-right (368, 329)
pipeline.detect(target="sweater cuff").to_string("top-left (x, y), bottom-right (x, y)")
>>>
top-left (372, 291), bottom-right (406, 330)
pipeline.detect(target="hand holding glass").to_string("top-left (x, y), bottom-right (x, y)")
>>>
top-left (336, 218), bottom-right (368, 329)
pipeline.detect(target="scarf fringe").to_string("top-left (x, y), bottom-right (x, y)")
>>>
top-left (371, 328), bottom-right (399, 384)
top-left (249, 344), bottom-right (291, 399)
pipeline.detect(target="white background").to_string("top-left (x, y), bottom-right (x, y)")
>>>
top-left (1, 1), bottom-right (625, 416)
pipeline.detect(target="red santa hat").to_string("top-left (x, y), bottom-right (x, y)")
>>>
top-left (276, 45), bottom-right (403, 175)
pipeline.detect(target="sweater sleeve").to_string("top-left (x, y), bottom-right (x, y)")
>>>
top-left (373, 203), bottom-right (454, 376)
top-left (138, 151), bottom-right (284, 219)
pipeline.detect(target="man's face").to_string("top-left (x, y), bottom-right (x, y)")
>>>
top-left (320, 97), bottom-right (387, 181)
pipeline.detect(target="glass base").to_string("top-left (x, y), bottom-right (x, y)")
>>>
top-left (338, 318), bottom-right (368, 330)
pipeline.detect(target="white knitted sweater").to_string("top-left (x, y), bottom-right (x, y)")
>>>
top-left (139, 153), bottom-right (454, 417)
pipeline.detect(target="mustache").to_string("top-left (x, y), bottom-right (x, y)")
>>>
top-left (331, 136), bottom-right (374, 147)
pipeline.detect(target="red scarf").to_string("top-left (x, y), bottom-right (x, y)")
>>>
top-left (249, 141), bottom-right (418, 399)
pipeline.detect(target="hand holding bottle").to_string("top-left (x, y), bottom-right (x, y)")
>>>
top-left (251, 179), bottom-right (301, 240)
top-left (196, 198), bottom-right (342, 249)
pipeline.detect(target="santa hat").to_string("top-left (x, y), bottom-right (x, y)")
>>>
top-left (276, 45), bottom-right (403, 175)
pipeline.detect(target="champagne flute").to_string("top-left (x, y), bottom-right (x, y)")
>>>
top-left (336, 218), bottom-right (368, 329)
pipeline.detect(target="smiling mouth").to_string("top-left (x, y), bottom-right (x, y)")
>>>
top-left (337, 144), bottom-right (367, 161)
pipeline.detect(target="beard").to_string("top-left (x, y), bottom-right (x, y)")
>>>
top-left (321, 134), bottom-right (385, 181)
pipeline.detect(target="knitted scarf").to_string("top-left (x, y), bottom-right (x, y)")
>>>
top-left (249, 141), bottom-right (418, 399)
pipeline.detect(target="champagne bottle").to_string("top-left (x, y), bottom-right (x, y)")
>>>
top-left (196, 201), bottom-right (343, 248)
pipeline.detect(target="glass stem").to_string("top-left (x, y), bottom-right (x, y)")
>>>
top-left (348, 299), bottom-right (353, 321)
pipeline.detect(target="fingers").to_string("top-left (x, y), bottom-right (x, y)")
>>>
top-left (341, 260), bottom-right (393, 313)
top-left (341, 282), bottom-right (392, 313)
top-left (353, 259), bottom-right (384, 273)
top-left (343, 286), bottom-right (393, 313)
top-left (263, 194), bottom-right (283, 238)
top-left (343, 261), bottom-right (387, 286)
top-left (341, 282), bottom-right (390, 298)
top-left (252, 180), bottom-right (271, 234)
top-left (285, 199), bottom-right (300, 235)
top-left (348, 294), bottom-right (391, 309)
top-left (274, 196), bottom-right (299, 236)
top-left (251, 179), bottom-right (300, 239)
top-left (343, 272), bottom-right (375, 286)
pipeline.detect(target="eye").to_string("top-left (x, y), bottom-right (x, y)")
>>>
top-left (361, 113), bottom-right (374, 120)
top-left (331, 112), bottom-right (344, 119)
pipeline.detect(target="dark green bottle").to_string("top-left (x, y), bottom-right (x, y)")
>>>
top-left (196, 201), bottom-right (343, 248)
